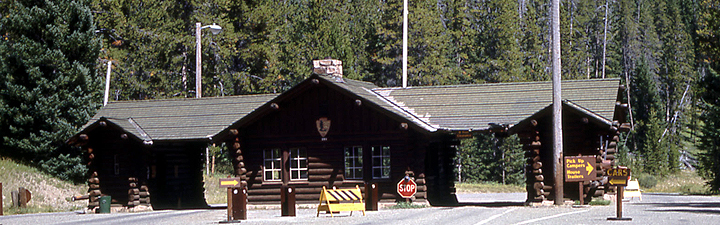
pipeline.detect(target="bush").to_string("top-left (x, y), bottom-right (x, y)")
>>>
top-left (637, 174), bottom-right (658, 189)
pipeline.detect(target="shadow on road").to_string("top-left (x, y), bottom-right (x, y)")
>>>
top-left (456, 202), bottom-right (526, 207)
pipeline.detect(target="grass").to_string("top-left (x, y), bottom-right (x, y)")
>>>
top-left (644, 170), bottom-right (713, 195)
top-left (0, 157), bottom-right (86, 215)
top-left (387, 201), bottom-right (427, 209)
top-left (455, 181), bottom-right (525, 193)
top-left (203, 173), bottom-right (231, 204)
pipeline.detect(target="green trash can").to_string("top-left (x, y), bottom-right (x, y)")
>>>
top-left (98, 196), bottom-right (111, 213)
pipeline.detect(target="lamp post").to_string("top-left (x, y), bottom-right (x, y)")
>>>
top-left (195, 22), bottom-right (222, 98)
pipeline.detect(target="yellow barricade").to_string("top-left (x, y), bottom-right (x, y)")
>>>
top-left (624, 179), bottom-right (642, 200)
top-left (316, 185), bottom-right (365, 217)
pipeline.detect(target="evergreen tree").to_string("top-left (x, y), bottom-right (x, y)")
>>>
top-left (0, 0), bottom-right (101, 182)
top-left (457, 134), bottom-right (524, 185)
top-left (697, 0), bottom-right (720, 193)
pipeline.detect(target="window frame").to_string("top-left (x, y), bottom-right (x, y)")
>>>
top-left (344, 146), bottom-right (363, 180)
top-left (263, 148), bottom-right (282, 181)
top-left (372, 145), bottom-right (391, 179)
top-left (289, 147), bottom-right (308, 181)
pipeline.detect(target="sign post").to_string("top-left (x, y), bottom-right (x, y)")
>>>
top-left (219, 177), bottom-right (245, 223)
top-left (607, 167), bottom-right (632, 221)
top-left (564, 156), bottom-right (596, 205)
top-left (397, 176), bottom-right (417, 201)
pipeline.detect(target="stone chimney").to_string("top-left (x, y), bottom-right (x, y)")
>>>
top-left (313, 59), bottom-right (343, 81)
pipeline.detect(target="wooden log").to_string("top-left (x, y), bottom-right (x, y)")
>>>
top-left (529, 168), bottom-right (542, 175)
top-left (88, 177), bottom-right (99, 184)
top-left (129, 183), bottom-right (137, 188)
top-left (532, 161), bottom-right (543, 170)
top-left (88, 202), bottom-right (99, 207)
top-left (308, 162), bottom-right (334, 168)
top-left (526, 156), bottom-right (541, 164)
top-left (606, 148), bottom-right (617, 154)
top-left (607, 142), bottom-right (617, 148)
top-left (308, 168), bottom-right (337, 175)
top-left (605, 154), bottom-right (616, 160)
top-left (533, 182), bottom-right (544, 191)
top-left (89, 184), bottom-right (100, 189)
top-left (542, 185), bottom-right (553, 192)
top-left (535, 175), bottom-right (544, 182)
top-left (535, 188), bottom-right (544, 196)
top-left (89, 189), bottom-right (101, 196)
top-left (139, 192), bottom-right (150, 197)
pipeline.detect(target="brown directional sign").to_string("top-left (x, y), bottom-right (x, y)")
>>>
top-left (607, 167), bottom-right (631, 186)
top-left (564, 156), bottom-right (596, 182)
top-left (219, 177), bottom-right (242, 188)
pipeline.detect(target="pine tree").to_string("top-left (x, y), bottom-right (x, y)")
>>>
top-left (697, 0), bottom-right (720, 193)
top-left (0, 0), bottom-right (101, 182)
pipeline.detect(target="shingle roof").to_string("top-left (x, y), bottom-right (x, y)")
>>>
top-left (73, 76), bottom-right (620, 143)
top-left (371, 79), bottom-right (620, 131)
top-left (77, 94), bottom-right (277, 141)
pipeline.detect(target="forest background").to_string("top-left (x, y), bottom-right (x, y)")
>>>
top-left (1, 0), bottom-right (719, 193)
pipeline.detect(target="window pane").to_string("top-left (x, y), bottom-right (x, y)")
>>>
top-left (264, 160), bottom-right (272, 168)
top-left (300, 159), bottom-right (307, 168)
top-left (383, 146), bottom-right (390, 156)
top-left (382, 168), bottom-right (390, 178)
top-left (300, 170), bottom-right (308, 179)
top-left (383, 158), bottom-right (390, 166)
top-left (373, 168), bottom-right (380, 178)
top-left (273, 171), bottom-right (281, 180)
top-left (291, 171), bottom-right (299, 180)
top-left (373, 158), bottom-right (380, 166)
top-left (372, 146), bottom-right (380, 156)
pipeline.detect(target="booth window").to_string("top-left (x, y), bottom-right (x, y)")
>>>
top-left (344, 146), bottom-right (363, 179)
top-left (290, 148), bottom-right (308, 180)
top-left (263, 149), bottom-right (282, 181)
top-left (372, 146), bottom-right (390, 179)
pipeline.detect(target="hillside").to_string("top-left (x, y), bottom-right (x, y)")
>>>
top-left (0, 157), bottom-right (86, 215)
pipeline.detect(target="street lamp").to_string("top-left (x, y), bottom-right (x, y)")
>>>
top-left (196, 22), bottom-right (222, 98)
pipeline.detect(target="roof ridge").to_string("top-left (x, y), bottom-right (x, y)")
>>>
top-left (372, 78), bottom-right (620, 91)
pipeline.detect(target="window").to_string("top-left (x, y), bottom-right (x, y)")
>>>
top-left (344, 146), bottom-right (363, 179)
top-left (263, 149), bottom-right (281, 181)
top-left (372, 146), bottom-right (391, 179)
top-left (290, 148), bottom-right (308, 180)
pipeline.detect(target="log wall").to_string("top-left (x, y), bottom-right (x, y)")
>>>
top-left (228, 82), bottom-right (445, 204)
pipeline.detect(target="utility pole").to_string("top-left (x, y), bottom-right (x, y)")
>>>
top-left (402, 0), bottom-right (408, 88)
top-left (551, 0), bottom-right (564, 205)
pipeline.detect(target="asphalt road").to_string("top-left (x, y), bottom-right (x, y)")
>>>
top-left (1, 193), bottom-right (718, 225)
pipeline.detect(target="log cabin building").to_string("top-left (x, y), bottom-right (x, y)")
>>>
top-left (68, 59), bottom-right (628, 211)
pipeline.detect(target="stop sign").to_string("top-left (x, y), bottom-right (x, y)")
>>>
top-left (397, 178), bottom-right (417, 198)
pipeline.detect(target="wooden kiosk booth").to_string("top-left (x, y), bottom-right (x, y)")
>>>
top-left (69, 58), bottom-right (628, 211)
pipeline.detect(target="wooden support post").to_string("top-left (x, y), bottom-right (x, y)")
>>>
top-left (1, 183), bottom-right (3, 215)
top-left (578, 182), bottom-right (584, 205)
top-left (608, 186), bottom-right (632, 220)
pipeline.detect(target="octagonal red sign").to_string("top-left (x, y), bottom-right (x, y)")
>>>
top-left (397, 178), bottom-right (417, 198)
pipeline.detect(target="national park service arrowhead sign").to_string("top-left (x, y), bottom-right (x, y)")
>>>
top-left (316, 117), bottom-right (331, 137)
